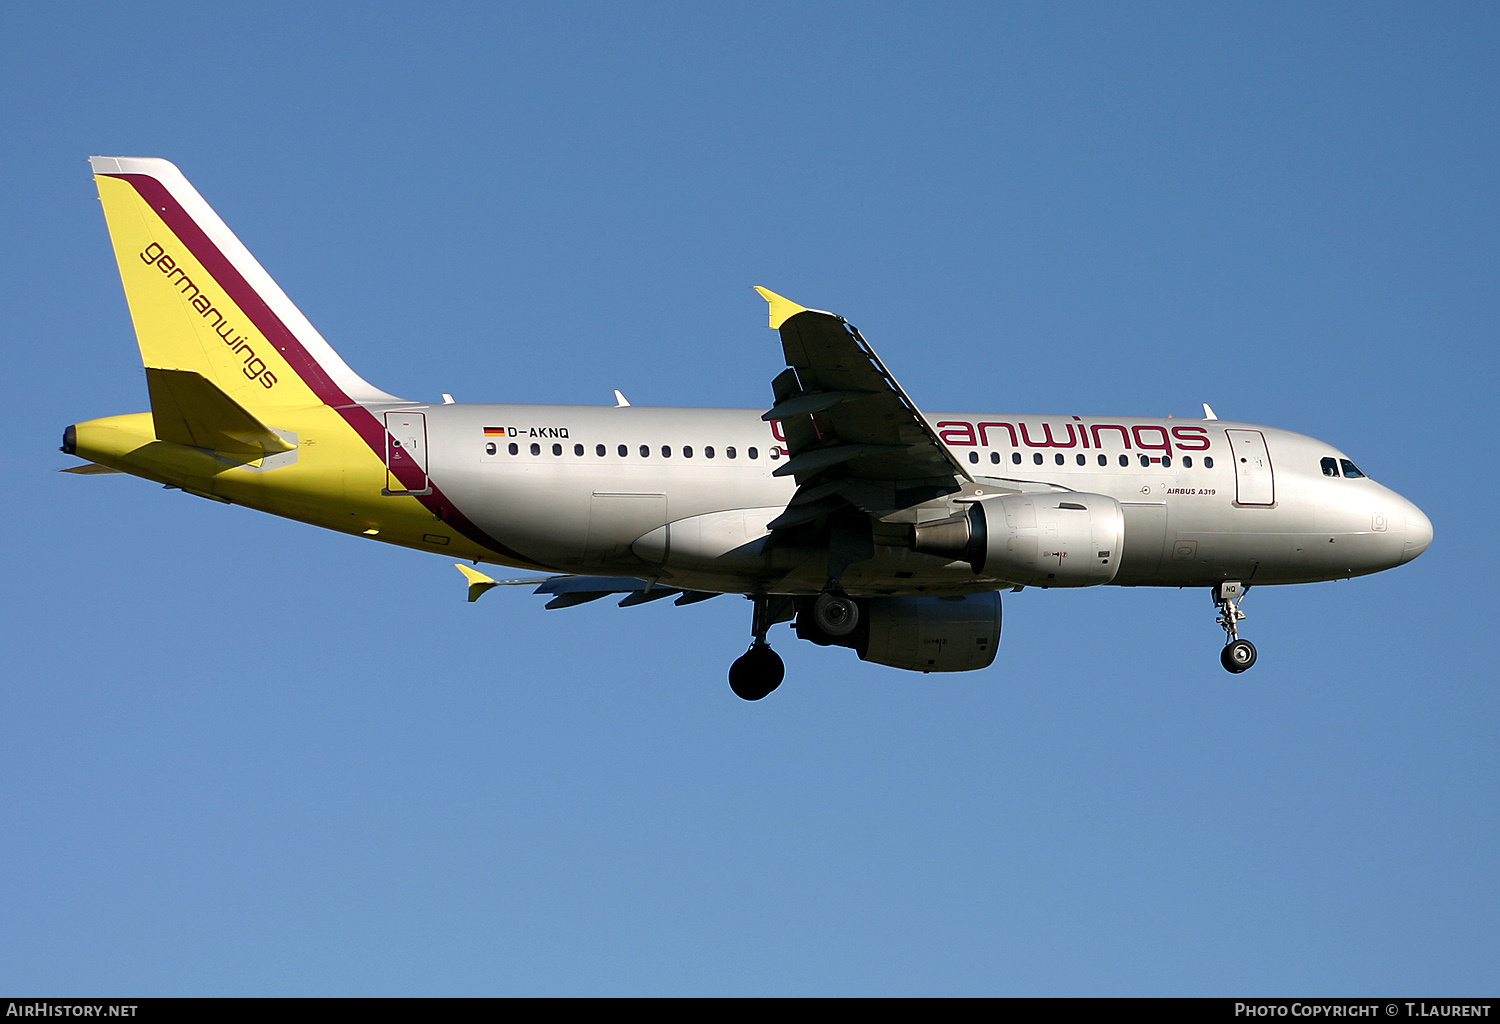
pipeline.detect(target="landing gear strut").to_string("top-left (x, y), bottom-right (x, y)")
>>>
top-left (728, 595), bottom-right (790, 701)
top-left (1213, 581), bottom-right (1257, 673)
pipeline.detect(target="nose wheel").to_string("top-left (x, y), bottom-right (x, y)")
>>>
top-left (1213, 581), bottom-right (1257, 674)
top-left (1221, 638), bottom-right (1257, 673)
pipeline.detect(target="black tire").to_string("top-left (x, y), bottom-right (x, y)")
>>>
top-left (813, 592), bottom-right (860, 637)
top-left (1220, 639), bottom-right (1257, 674)
top-left (728, 646), bottom-right (785, 700)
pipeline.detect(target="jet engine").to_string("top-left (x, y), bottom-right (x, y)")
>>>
top-left (795, 592), bottom-right (1002, 673)
top-left (911, 492), bottom-right (1124, 587)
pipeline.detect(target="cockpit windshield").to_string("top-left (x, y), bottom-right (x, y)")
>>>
top-left (1340, 459), bottom-right (1365, 479)
top-left (1321, 457), bottom-right (1338, 477)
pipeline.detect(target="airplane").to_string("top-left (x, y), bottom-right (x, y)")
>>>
top-left (64, 157), bottom-right (1434, 700)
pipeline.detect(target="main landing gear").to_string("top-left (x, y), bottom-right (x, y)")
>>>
top-left (728, 595), bottom-right (791, 701)
top-left (1213, 581), bottom-right (1257, 673)
top-left (729, 644), bottom-right (783, 701)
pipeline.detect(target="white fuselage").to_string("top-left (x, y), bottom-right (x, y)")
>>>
top-left (399, 403), bottom-right (1431, 595)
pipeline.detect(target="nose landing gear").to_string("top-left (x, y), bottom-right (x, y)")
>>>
top-left (1213, 581), bottom-right (1257, 673)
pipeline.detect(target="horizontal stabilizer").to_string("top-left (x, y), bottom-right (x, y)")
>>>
top-left (146, 368), bottom-right (295, 455)
top-left (60, 463), bottom-right (123, 475)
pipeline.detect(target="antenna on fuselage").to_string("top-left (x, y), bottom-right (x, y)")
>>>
top-left (613, 390), bottom-right (631, 407)
top-left (1202, 403), bottom-right (1218, 420)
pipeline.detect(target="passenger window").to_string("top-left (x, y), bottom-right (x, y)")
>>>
top-left (1204, 456), bottom-right (1214, 469)
top-left (1340, 459), bottom-right (1365, 479)
top-left (618, 444), bottom-right (628, 457)
top-left (705, 446), bottom-right (715, 459)
top-left (749, 447), bottom-right (759, 459)
top-left (684, 446), bottom-right (693, 458)
top-left (1119, 455), bottom-right (1128, 467)
top-left (1012, 452), bottom-right (1021, 465)
top-left (530, 443), bottom-right (541, 455)
top-left (990, 452), bottom-right (1000, 464)
top-left (1182, 456), bottom-right (1192, 468)
top-left (1162, 456), bottom-right (1171, 468)
top-left (1321, 457), bottom-right (1339, 477)
top-left (1055, 454), bottom-right (1065, 465)
top-left (509, 443), bottom-right (519, 455)
top-left (1033, 453), bottom-right (1043, 465)
top-left (1140, 455), bottom-right (1150, 467)
top-left (1098, 454), bottom-right (1107, 466)
top-left (640, 445), bottom-right (650, 458)
top-left (968, 451), bottom-right (979, 464)
top-left (485, 442), bottom-right (496, 455)
top-left (552, 443), bottom-right (563, 456)
top-left (574, 444), bottom-right (584, 456)
top-left (1076, 454), bottom-right (1086, 466)
top-left (661, 445), bottom-right (671, 458)
top-left (770, 448), bottom-right (780, 460)
top-left (727, 447), bottom-right (737, 459)
top-left (596, 444), bottom-right (606, 457)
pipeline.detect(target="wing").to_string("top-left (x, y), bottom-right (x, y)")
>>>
top-left (755, 288), bottom-right (971, 531)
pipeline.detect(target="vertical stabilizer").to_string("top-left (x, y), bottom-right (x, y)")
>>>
top-left (90, 156), bottom-right (402, 410)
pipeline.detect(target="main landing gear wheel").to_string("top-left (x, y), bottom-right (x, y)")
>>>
top-left (1221, 639), bottom-right (1257, 674)
top-left (729, 644), bottom-right (784, 701)
top-left (813, 592), bottom-right (859, 636)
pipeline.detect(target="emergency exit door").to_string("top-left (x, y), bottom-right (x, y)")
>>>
top-left (1225, 429), bottom-right (1275, 506)
top-left (383, 411), bottom-right (429, 495)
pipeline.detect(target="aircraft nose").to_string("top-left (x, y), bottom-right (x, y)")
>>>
top-left (1401, 503), bottom-right (1433, 564)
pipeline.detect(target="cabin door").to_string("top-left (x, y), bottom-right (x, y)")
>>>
top-left (1225, 429), bottom-right (1275, 506)
top-left (383, 411), bottom-right (430, 495)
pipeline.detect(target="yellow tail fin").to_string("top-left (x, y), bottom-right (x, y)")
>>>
top-left (90, 156), bottom-right (400, 413)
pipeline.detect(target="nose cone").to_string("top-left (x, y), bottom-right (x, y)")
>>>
top-left (1401, 504), bottom-right (1433, 564)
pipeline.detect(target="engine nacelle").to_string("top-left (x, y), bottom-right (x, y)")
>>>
top-left (912, 492), bottom-right (1124, 587)
top-left (795, 592), bottom-right (1002, 673)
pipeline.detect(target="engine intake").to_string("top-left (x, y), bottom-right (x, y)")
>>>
top-left (911, 492), bottom-right (1124, 587)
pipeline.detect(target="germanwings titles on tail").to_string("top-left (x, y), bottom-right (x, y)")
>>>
top-left (65, 157), bottom-right (1433, 699)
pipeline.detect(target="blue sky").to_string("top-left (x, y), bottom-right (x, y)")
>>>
top-left (3, 1), bottom-right (1496, 996)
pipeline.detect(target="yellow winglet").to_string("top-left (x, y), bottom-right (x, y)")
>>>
top-left (455, 563), bottom-right (499, 603)
top-left (753, 286), bottom-right (808, 330)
